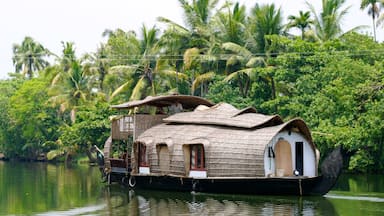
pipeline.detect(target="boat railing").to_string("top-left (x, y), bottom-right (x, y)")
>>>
top-left (105, 114), bottom-right (168, 178)
top-left (111, 114), bottom-right (168, 141)
top-left (111, 115), bottom-right (134, 140)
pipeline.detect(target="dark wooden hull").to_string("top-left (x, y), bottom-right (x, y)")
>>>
top-left (126, 175), bottom-right (330, 196)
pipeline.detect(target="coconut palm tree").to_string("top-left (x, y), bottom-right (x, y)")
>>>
top-left (49, 60), bottom-right (92, 123)
top-left (158, 0), bottom-right (219, 51)
top-left (48, 43), bottom-right (92, 123)
top-left (158, 0), bottom-right (224, 94)
top-left (108, 25), bottom-right (186, 101)
top-left (60, 41), bottom-right (76, 72)
top-left (222, 42), bottom-right (275, 98)
top-left (248, 3), bottom-right (284, 53)
top-left (287, 11), bottom-right (313, 39)
top-left (212, 1), bottom-right (246, 44)
top-left (12, 36), bottom-right (50, 79)
top-left (82, 43), bottom-right (110, 91)
top-left (307, 0), bottom-right (352, 42)
top-left (360, 0), bottom-right (384, 41)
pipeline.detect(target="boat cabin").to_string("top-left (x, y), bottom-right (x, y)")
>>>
top-left (102, 95), bottom-right (214, 183)
top-left (131, 102), bottom-right (320, 179)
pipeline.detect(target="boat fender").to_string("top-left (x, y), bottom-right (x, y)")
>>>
top-left (122, 176), bottom-right (128, 185)
top-left (129, 176), bottom-right (136, 187)
top-left (192, 179), bottom-right (198, 191)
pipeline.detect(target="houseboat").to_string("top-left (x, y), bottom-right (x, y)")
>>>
top-left (99, 95), bottom-right (344, 196)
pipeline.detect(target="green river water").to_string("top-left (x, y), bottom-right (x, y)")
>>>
top-left (0, 161), bottom-right (383, 215)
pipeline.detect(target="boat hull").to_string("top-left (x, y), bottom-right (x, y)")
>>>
top-left (127, 175), bottom-right (326, 196)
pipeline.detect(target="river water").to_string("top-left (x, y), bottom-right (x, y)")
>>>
top-left (0, 161), bottom-right (383, 215)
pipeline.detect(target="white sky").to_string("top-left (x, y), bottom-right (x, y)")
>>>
top-left (0, 0), bottom-right (378, 79)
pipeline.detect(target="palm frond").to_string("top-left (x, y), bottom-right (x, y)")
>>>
top-left (226, 55), bottom-right (243, 67)
top-left (158, 70), bottom-right (188, 80)
top-left (222, 42), bottom-right (252, 57)
top-left (110, 80), bottom-right (134, 99)
top-left (157, 17), bottom-right (189, 33)
top-left (108, 65), bottom-right (136, 76)
top-left (192, 71), bottom-right (215, 92)
top-left (184, 48), bottom-right (200, 70)
top-left (246, 57), bottom-right (266, 68)
top-left (130, 77), bottom-right (148, 101)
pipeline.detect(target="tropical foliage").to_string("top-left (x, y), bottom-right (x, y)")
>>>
top-left (1, 0), bottom-right (384, 173)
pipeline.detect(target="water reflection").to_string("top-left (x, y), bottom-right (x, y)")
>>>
top-left (100, 185), bottom-right (337, 216)
top-left (1, 161), bottom-right (383, 215)
top-left (0, 161), bottom-right (102, 215)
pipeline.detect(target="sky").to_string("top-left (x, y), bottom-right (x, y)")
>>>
top-left (0, 0), bottom-right (379, 79)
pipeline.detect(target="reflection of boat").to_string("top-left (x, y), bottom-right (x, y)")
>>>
top-left (99, 95), bottom-right (345, 195)
top-left (102, 187), bottom-right (337, 215)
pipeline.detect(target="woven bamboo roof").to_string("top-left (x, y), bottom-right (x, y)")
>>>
top-left (136, 116), bottom-right (315, 177)
top-left (164, 103), bottom-right (283, 129)
top-left (111, 95), bottom-right (214, 110)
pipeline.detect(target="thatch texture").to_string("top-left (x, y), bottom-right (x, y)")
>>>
top-left (133, 114), bottom-right (167, 139)
top-left (133, 103), bottom-right (315, 178)
top-left (164, 103), bottom-right (283, 128)
top-left (111, 95), bottom-right (214, 110)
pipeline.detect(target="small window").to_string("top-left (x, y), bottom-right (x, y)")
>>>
top-left (139, 143), bottom-right (149, 167)
top-left (190, 145), bottom-right (205, 170)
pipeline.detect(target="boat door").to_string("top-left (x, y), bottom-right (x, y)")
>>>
top-left (158, 144), bottom-right (170, 174)
top-left (295, 142), bottom-right (304, 176)
top-left (275, 139), bottom-right (293, 177)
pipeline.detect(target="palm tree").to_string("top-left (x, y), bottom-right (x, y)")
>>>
top-left (108, 25), bottom-right (186, 101)
top-left (222, 42), bottom-right (275, 98)
top-left (158, 0), bottom-right (229, 95)
top-left (83, 43), bottom-right (110, 91)
top-left (307, 0), bottom-right (351, 41)
top-left (102, 28), bottom-right (141, 66)
top-left (59, 41), bottom-right (76, 72)
top-left (248, 3), bottom-right (284, 53)
top-left (360, 0), bottom-right (384, 41)
top-left (212, 1), bottom-right (246, 44)
top-left (12, 36), bottom-right (50, 78)
top-left (48, 43), bottom-right (92, 123)
top-left (287, 11), bottom-right (313, 39)
top-left (49, 61), bottom-right (92, 123)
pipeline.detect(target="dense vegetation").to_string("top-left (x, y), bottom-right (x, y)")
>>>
top-left (1, 0), bottom-right (384, 173)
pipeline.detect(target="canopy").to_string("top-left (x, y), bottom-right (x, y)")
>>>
top-left (111, 95), bottom-right (214, 110)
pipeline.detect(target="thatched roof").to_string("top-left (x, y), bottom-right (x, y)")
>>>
top-left (136, 117), bottom-right (314, 177)
top-left (164, 103), bottom-right (283, 128)
top-left (111, 95), bottom-right (214, 110)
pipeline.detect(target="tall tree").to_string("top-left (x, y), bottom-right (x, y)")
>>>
top-left (287, 11), bottom-right (313, 39)
top-left (222, 42), bottom-right (274, 98)
top-left (307, 0), bottom-right (351, 41)
top-left (83, 43), bottom-right (110, 91)
top-left (49, 44), bottom-right (92, 124)
top-left (248, 3), bottom-right (284, 53)
top-left (158, 0), bottom-right (220, 73)
top-left (360, 0), bottom-right (384, 41)
top-left (12, 36), bottom-right (50, 79)
top-left (212, 1), bottom-right (246, 44)
top-left (59, 41), bottom-right (77, 73)
top-left (108, 25), bottom-right (185, 100)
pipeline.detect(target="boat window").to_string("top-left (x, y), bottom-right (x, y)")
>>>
top-left (190, 144), bottom-right (205, 170)
top-left (139, 143), bottom-right (149, 167)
